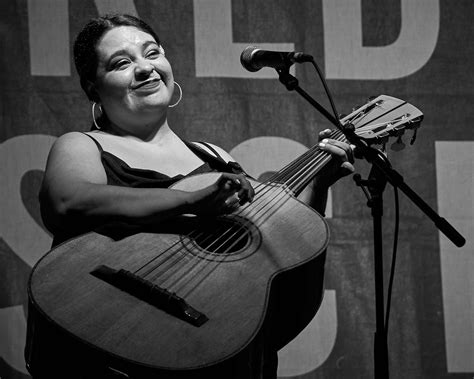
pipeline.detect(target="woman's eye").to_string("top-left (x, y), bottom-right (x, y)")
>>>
top-left (113, 59), bottom-right (130, 69)
top-left (146, 50), bottom-right (160, 59)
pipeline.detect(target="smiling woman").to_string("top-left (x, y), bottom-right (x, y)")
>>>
top-left (39, 14), bottom-right (257, 242)
top-left (26, 13), bottom-right (355, 379)
top-left (91, 27), bottom-right (174, 131)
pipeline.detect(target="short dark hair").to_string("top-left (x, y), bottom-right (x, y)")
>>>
top-left (73, 14), bottom-right (161, 100)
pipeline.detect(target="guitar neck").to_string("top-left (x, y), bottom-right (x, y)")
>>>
top-left (263, 95), bottom-right (423, 197)
top-left (268, 129), bottom-right (347, 197)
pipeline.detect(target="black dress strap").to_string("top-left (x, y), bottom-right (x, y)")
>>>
top-left (81, 132), bottom-right (104, 152)
top-left (193, 141), bottom-right (225, 162)
top-left (186, 141), bottom-right (249, 177)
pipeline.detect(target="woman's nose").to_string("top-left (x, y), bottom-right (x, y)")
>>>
top-left (135, 60), bottom-right (154, 78)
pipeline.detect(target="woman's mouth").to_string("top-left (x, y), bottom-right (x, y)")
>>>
top-left (133, 78), bottom-right (162, 92)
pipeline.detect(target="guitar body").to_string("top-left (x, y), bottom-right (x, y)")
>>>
top-left (26, 173), bottom-right (329, 378)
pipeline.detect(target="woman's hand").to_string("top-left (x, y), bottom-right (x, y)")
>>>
top-left (187, 173), bottom-right (255, 216)
top-left (313, 129), bottom-right (355, 190)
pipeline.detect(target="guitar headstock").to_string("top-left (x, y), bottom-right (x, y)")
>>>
top-left (340, 95), bottom-right (424, 149)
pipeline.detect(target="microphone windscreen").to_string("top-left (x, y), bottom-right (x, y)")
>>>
top-left (240, 46), bottom-right (259, 72)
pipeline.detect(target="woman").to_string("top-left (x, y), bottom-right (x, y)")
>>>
top-left (32, 14), bottom-right (354, 378)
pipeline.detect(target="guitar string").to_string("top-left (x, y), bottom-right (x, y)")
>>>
top-left (175, 184), bottom-right (326, 296)
top-left (134, 214), bottom-right (254, 277)
top-left (167, 131), bottom-right (355, 293)
top-left (134, 109), bottom-right (393, 280)
top-left (136, 130), bottom-right (346, 291)
top-left (129, 101), bottom-right (412, 302)
top-left (163, 184), bottom-right (295, 293)
top-left (172, 100), bottom-right (406, 283)
top-left (152, 137), bottom-right (336, 282)
top-left (126, 102), bottom-right (406, 300)
top-left (141, 150), bottom-right (329, 288)
top-left (173, 121), bottom-right (423, 295)
top-left (146, 222), bottom-right (246, 283)
top-left (139, 130), bottom-right (348, 291)
top-left (144, 183), bottom-right (292, 286)
top-left (134, 238), bottom-right (183, 275)
top-left (131, 162), bottom-right (306, 278)
top-left (130, 117), bottom-right (354, 277)
top-left (149, 104), bottom-right (412, 288)
top-left (172, 143), bottom-right (344, 297)
top-left (135, 143), bottom-right (334, 281)
top-left (163, 132), bottom-right (348, 294)
top-left (135, 128), bottom-right (346, 288)
top-left (136, 178), bottom-right (288, 278)
top-left (343, 99), bottom-right (385, 127)
top-left (131, 136), bottom-right (339, 277)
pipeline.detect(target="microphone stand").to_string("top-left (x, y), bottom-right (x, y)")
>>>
top-left (276, 68), bottom-right (466, 379)
top-left (353, 162), bottom-right (389, 379)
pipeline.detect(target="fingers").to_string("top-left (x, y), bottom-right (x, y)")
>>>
top-left (319, 138), bottom-right (355, 164)
top-left (318, 128), bottom-right (332, 141)
top-left (339, 160), bottom-right (355, 176)
top-left (190, 173), bottom-right (254, 217)
top-left (317, 137), bottom-right (355, 182)
top-left (217, 173), bottom-right (255, 206)
top-left (236, 175), bottom-right (255, 204)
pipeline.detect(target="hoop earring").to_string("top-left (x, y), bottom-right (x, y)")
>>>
top-left (91, 102), bottom-right (102, 129)
top-left (168, 81), bottom-right (182, 108)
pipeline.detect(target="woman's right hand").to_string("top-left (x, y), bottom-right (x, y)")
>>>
top-left (187, 173), bottom-right (255, 216)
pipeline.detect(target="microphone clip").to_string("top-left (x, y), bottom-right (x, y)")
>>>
top-left (277, 68), bottom-right (299, 91)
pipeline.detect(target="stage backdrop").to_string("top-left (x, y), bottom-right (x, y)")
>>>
top-left (1, 0), bottom-right (473, 378)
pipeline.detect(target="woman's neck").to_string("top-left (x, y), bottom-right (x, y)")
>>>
top-left (100, 113), bottom-right (175, 143)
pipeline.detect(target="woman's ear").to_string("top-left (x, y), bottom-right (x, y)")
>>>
top-left (84, 80), bottom-right (100, 103)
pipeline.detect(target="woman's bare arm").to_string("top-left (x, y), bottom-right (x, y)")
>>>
top-left (40, 132), bottom-right (253, 235)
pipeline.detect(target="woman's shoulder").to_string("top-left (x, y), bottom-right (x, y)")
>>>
top-left (55, 131), bottom-right (94, 144)
top-left (49, 131), bottom-right (102, 159)
top-left (44, 131), bottom-right (107, 183)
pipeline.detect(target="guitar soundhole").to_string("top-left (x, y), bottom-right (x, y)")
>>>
top-left (182, 215), bottom-right (261, 262)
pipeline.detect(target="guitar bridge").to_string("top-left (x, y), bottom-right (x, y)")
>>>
top-left (90, 265), bottom-right (208, 327)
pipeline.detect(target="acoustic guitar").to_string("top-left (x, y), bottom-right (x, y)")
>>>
top-left (25, 95), bottom-right (423, 377)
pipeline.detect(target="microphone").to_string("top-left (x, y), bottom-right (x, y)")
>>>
top-left (240, 46), bottom-right (313, 72)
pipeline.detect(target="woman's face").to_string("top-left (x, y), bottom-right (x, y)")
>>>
top-left (93, 26), bottom-right (174, 130)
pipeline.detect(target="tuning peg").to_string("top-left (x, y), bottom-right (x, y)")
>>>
top-left (390, 135), bottom-right (405, 151)
top-left (410, 129), bottom-right (418, 145)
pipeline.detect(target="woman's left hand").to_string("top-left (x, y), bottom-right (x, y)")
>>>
top-left (313, 128), bottom-right (355, 189)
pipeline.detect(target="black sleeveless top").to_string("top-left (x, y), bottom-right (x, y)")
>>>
top-left (51, 134), bottom-right (246, 246)
top-left (83, 133), bottom-right (245, 187)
